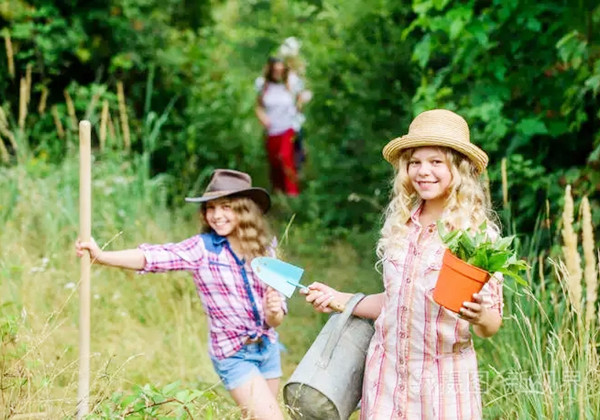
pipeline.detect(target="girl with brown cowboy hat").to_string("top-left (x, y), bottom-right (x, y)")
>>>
top-left (76, 169), bottom-right (288, 420)
top-left (302, 109), bottom-right (504, 420)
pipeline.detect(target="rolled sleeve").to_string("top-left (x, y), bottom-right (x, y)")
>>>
top-left (138, 235), bottom-right (205, 273)
top-left (480, 272), bottom-right (504, 317)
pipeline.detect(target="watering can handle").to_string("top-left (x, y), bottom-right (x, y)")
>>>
top-left (318, 293), bottom-right (366, 368)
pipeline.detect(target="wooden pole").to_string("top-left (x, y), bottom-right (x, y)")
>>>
top-left (77, 120), bottom-right (91, 419)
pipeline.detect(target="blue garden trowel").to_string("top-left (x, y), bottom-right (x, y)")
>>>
top-left (251, 257), bottom-right (345, 312)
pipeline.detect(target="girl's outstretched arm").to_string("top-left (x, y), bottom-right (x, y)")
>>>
top-left (460, 293), bottom-right (502, 338)
top-left (76, 238), bottom-right (146, 270)
top-left (300, 282), bottom-right (385, 320)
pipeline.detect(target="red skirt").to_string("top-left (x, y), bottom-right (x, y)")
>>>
top-left (266, 128), bottom-right (299, 196)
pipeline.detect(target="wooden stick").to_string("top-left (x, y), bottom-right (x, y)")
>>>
top-left (0, 133), bottom-right (9, 163)
top-left (117, 81), bottom-right (130, 151)
top-left (328, 300), bottom-right (345, 313)
top-left (99, 100), bottom-right (108, 151)
top-left (4, 33), bottom-right (14, 78)
top-left (25, 64), bottom-right (32, 105)
top-left (65, 90), bottom-right (78, 131)
top-left (38, 86), bottom-right (49, 115)
top-left (51, 106), bottom-right (65, 139)
top-left (77, 120), bottom-right (92, 419)
top-left (18, 77), bottom-right (27, 130)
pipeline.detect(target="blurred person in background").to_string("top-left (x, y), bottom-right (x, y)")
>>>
top-left (255, 48), bottom-right (309, 196)
top-left (278, 37), bottom-right (312, 173)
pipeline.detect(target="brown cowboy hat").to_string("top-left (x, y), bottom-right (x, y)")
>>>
top-left (382, 109), bottom-right (489, 173)
top-left (185, 169), bottom-right (271, 213)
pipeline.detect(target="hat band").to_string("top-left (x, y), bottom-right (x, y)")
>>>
top-left (202, 190), bottom-right (237, 198)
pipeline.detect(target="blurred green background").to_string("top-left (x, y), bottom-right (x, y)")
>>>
top-left (1, 1), bottom-right (600, 418)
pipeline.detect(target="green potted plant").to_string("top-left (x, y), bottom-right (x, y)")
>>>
top-left (434, 221), bottom-right (528, 313)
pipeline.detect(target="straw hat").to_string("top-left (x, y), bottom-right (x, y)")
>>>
top-left (185, 169), bottom-right (271, 213)
top-left (382, 109), bottom-right (488, 173)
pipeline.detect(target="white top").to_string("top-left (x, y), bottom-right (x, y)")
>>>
top-left (255, 73), bottom-right (304, 135)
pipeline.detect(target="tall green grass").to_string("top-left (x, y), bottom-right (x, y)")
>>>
top-left (1, 149), bottom-right (599, 418)
top-left (0, 155), bottom-right (382, 418)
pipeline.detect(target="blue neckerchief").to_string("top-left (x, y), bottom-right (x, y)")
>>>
top-left (201, 231), bottom-right (262, 336)
top-left (200, 231), bottom-right (228, 255)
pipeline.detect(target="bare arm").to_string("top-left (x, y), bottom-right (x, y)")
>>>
top-left (352, 293), bottom-right (385, 320)
top-left (300, 282), bottom-right (385, 320)
top-left (76, 238), bottom-right (146, 270)
top-left (255, 100), bottom-right (270, 129)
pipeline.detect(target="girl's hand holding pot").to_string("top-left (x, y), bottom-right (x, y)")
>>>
top-left (459, 293), bottom-right (502, 338)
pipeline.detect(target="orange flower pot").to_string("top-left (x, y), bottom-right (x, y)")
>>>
top-left (433, 249), bottom-right (491, 313)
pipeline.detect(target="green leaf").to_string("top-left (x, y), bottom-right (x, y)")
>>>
top-left (161, 381), bottom-right (180, 396)
top-left (412, 34), bottom-right (432, 69)
top-left (516, 118), bottom-right (548, 137)
top-left (494, 236), bottom-right (514, 251)
top-left (175, 389), bottom-right (190, 403)
top-left (437, 224), bottom-right (529, 288)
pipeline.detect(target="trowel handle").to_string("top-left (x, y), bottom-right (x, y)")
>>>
top-left (328, 300), bottom-right (345, 313)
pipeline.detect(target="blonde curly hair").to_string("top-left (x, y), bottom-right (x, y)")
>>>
top-left (377, 147), bottom-right (499, 261)
top-left (201, 197), bottom-right (274, 259)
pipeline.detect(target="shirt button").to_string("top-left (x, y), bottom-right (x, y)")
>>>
top-left (406, 278), bottom-right (411, 283)
top-left (401, 305), bottom-right (407, 312)
top-left (399, 332), bottom-right (406, 339)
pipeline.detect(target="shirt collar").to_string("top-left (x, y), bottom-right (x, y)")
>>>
top-left (409, 201), bottom-right (425, 227)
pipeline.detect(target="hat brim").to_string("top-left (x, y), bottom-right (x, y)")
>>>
top-left (382, 135), bottom-right (488, 173)
top-left (185, 188), bottom-right (271, 213)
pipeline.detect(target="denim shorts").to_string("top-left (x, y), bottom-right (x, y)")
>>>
top-left (211, 338), bottom-right (282, 390)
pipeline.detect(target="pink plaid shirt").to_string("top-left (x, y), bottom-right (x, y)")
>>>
top-left (138, 232), bottom-right (285, 360)
top-left (361, 206), bottom-right (503, 420)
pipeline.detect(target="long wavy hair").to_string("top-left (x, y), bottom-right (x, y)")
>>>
top-left (264, 56), bottom-right (289, 84)
top-left (377, 147), bottom-right (499, 261)
top-left (201, 196), bottom-right (273, 259)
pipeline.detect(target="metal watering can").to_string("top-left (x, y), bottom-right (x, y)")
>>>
top-left (283, 293), bottom-right (375, 420)
top-left (250, 258), bottom-right (375, 419)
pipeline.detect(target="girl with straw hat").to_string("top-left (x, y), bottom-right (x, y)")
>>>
top-left (76, 169), bottom-right (288, 420)
top-left (302, 109), bottom-right (504, 420)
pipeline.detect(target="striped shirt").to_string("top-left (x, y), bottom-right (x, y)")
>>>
top-left (361, 208), bottom-right (503, 420)
top-left (138, 231), bottom-right (285, 360)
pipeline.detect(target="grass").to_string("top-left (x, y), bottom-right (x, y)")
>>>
top-left (0, 156), bottom-right (382, 418)
top-left (1, 154), bottom-right (599, 419)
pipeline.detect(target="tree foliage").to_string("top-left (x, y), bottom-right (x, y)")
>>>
top-left (1, 0), bottom-right (599, 234)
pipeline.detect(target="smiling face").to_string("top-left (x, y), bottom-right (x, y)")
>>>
top-left (407, 147), bottom-right (453, 207)
top-left (204, 199), bottom-right (239, 237)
